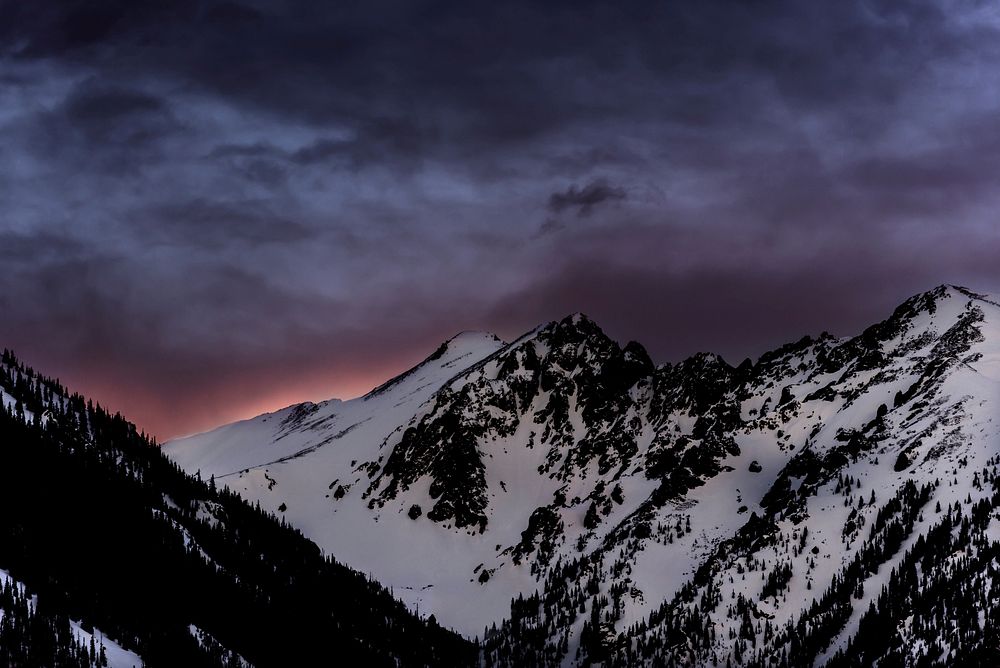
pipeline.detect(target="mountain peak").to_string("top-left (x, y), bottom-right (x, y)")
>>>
top-left (945, 284), bottom-right (1000, 308)
top-left (931, 282), bottom-right (977, 296)
top-left (552, 312), bottom-right (601, 331)
top-left (539, 312), bottom-right (608, 343)
top-left (445, 329), bottom-right (504, 344)
top-left (364, 330), bottom-right (504, 400)
top-left (901, 283), bottom-right (997, 316)
top-left (566, 311), bottom-right (594, 325)
top-left (435, 330), bottom-right (505, 358)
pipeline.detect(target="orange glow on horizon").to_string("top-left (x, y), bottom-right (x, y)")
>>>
top-left (169, 375), bottom-right (382, 441)
top-left (52, 359), bottom-right (422, 443)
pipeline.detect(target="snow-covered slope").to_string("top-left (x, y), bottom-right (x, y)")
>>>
top-left (168, 330), bottom-right (514, 631)
top-left (0, 569), bottom-right (143, 668)
top-left (166, 285), bottom-right (1000, 665)
top-left (168, 330), bottom-right (505, 479)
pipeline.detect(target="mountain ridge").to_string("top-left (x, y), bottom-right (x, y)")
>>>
top-left (166, 284), bottom-right (1000, 665)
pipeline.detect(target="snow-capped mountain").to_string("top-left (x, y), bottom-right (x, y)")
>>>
top-left (166, 285), bottom-right (1000, 665)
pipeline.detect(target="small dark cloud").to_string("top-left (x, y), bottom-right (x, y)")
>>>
top-left (289, 118), bottom-right (428, 169)
top-left (207, 119), bottom-right (427, 172)
top-left (536, 217), bottom-right (564, 237)
top-left (548, 179), bottom-right (627, 217)
top-left (205, 143), bottom-right (290, 186)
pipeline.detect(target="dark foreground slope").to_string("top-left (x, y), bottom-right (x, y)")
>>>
top-left (0, 350), bottom-right (475, 667)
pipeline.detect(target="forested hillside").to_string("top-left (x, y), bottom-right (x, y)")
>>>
top-left (0, 350), bottom-right (475, 667)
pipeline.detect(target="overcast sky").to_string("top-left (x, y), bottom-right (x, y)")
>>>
top-left (3, 0), bottom-right (1000, 439)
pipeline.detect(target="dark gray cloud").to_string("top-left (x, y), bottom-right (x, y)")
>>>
top-left (2, 0), bottom-right (1000, 438)
top-left (63, 84), bottom-right (166, 123)
top-left (548, 179), bottom-right (627, 217)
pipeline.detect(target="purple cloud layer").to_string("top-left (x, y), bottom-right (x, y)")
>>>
top-left (2, 0), bottom-right (999, 438)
